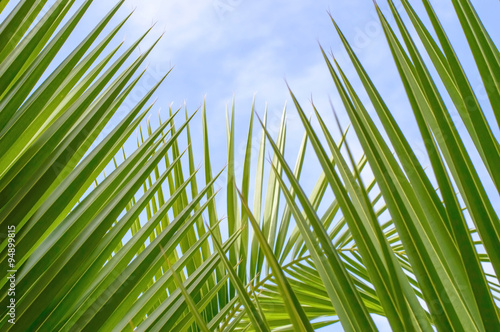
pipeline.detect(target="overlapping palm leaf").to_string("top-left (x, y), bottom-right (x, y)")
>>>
top-left (0, 0), bottom-right (499, 331)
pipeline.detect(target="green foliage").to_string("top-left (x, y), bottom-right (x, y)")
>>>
top-left (0, 0), bottom-right (498, 331)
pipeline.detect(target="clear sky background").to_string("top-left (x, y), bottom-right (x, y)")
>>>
top-left (96, 0), bottom-right (500, 216)
top-left (3, 0), bottom-right (499, 330)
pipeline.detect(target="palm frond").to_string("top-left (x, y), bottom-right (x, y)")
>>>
top-left (1, 0), bottom-right (499, 331)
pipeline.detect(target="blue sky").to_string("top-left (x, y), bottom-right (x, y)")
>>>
top-left (3, 0), bottom-right (499, 330)
top-left (93, 0), bottom-right (500, 210)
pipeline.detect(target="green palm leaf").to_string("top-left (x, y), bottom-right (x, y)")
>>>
top-left (1, 0), bottom-right (498, 331)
